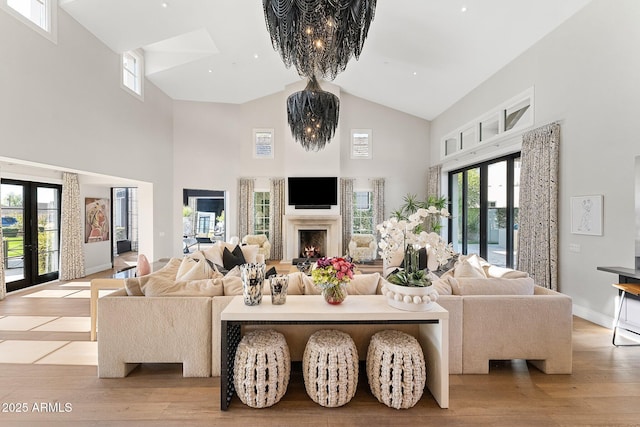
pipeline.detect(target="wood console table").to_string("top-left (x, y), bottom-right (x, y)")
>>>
top-left (220, 295), bottom-right (449, 410)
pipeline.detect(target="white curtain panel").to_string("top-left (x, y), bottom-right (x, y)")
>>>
top-left (340, 178), bottom-right (354, 256)
top-left (60, 172), bottom-right (86, 281)
top-left (517, 122), bottom-right (560, 290)
top-left (238, 178), bottom-right (255, 240)
top-left (0, 164), bottom-right (5, 300)
top-left (269, 178), bottom-right (285, 260)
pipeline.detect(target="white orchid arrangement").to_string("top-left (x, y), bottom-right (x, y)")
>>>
top-left (377, 199), bottom-right (455, 269)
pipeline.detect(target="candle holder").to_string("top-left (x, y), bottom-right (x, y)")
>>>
top-left (270, 274), bottom-right (289, 305)
top-left (240, 263), bottom-right (266, 306)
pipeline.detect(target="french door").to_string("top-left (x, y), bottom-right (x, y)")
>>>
top-left (448, 153), bottom-right (521, 268)
top-left (1, 179), bottom-right (61, 292)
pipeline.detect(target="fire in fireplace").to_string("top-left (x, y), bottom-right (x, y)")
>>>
top-left (299, 229), bottom-right (326, 258)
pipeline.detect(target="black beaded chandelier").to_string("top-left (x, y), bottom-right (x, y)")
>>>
top-left (263, 0), bottom-right (377, 151)
top-left (287, 76), bottom-right (340, 151)
top-left (263, 0), bottom-right (377, 81)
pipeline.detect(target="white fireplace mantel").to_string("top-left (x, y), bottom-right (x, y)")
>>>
top-left (283, 214), bottom-right (342, 262)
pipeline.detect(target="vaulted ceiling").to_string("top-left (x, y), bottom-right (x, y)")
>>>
top-left (60, 0), bottom-right (591, 120)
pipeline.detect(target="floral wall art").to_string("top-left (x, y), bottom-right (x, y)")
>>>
top-left (85, 198), bottom-right (110, 243)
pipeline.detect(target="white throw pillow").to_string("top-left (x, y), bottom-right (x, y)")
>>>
top-left (176, 253), bottom-right (220, 281)
top-left (346, 273), bottom-right (380, 295)
top-left (453, 254), bottom-right (487, 279)
top-left (240, 244), bottom-right (259, 263)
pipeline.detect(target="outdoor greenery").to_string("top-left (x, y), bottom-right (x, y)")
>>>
top-left (391, 193), bottom-right (449, 233)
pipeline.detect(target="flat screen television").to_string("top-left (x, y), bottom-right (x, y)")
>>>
top-left (288, 177), bottom-right (338, 209)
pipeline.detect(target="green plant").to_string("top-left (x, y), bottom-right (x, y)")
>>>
top-left (182, 205), bottom-right (193, 217)
top-left (391, 193), bottom-right (449, 233)
top-left (386, 269), bottom-right (432, 287)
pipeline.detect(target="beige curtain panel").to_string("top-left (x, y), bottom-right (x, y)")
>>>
top-left (269, 177), bottom-right (285, 260)
top-left (517, 122), bottom-right (560, 290)
top-left (238, 178), bottom-right (255, 240)
top-left (340, 178), bottom-right (354, 256)
top-left (60, 172), bottom-right (86, 281)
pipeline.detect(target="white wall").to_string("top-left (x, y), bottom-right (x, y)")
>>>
top-left (430, 0), bottom-right (640, 326)
top-left (172, 82), bottom-right (431, 251)
top-left (0, 9), bottom-right (175, 268)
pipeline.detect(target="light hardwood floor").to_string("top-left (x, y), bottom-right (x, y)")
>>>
top-left (1, 263), bottom-right (640, 426)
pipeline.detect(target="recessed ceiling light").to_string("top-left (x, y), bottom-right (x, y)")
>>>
top-left (208, 69), bottom-right (213, 73)
top-left (461, 6), bottom-right (467, 12)
top-left (413, 71), bottom-right (418, 76)
top-left (253, 53), bottom-right (259, 59)
top-left (161, 2), bottom-right (169, 8)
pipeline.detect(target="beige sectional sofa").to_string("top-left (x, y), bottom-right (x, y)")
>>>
top-left (94, 253), bottom-right (572, 377)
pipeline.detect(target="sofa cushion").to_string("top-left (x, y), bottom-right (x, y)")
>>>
top-left (447, 276), bottom-right (535, 295)
top-left (223, 245), bottom-right (246, 270)
top-left (265, 272), bottom-right (305, 296)
top-left (143, 278), bottom-right (224, 297)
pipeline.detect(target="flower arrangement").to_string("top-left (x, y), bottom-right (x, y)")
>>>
top-left (311, 257), bottom-right (355, 304)
top-left (377, 195), bottom-right (455, 287)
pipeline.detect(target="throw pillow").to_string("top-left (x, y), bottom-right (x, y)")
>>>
top-left (347, 273), bottom-right (380, 295)
top-left (240, 244), bottom-right (259, 263)
top-left (203, 242), bottom-right (225, 267)
top-left (222, 276), bottom-right (244, 296)
top-left (136, 254), bottom-right (151, 277)
top-left (223, 245), bottom-right (246, 271)
top-left (265, 266), bottom-right (278, 279)
top-left (453, 254), bottom-right (487, 279)
top-left (176, 253), bottom-right (221, 281)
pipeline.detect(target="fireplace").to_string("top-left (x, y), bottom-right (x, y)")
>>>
top-left (283, 215), bottom-right (342, 262)
top-left (298, 229), bottom-right (327, 258)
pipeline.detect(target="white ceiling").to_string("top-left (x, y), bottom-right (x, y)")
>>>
top-left (60, 0), bottom-right (592, 120)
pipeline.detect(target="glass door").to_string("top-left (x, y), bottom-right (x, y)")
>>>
top-left (1, 179), bottom-right (61, 292)
top-left (448, 153), bottom-right (520, 268)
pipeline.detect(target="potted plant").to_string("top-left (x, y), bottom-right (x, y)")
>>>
top-left (377, 195), bottom-right (455, 311)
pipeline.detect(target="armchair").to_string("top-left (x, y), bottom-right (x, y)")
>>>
top-left (348, 234), bottom-right (377, 262)
top-left (241, 234), bottom-right (272, 260)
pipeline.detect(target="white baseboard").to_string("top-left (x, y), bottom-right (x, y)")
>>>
top-left (85, 263), bottom-right (113, 276)
top-left (572, 303), bottom-right (614, 329)
top-left (573, 303), bottom-right (640, 343)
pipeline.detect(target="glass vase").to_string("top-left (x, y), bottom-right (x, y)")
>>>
top-left (322, 283), bottom-right (348, 305)
top-left (270, 274), bottom-right (289, 305)
top-left (240, 263), bottom-right (266, 306)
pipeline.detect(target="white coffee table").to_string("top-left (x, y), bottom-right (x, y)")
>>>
top-left (220, 295), bottom-right (449, 410)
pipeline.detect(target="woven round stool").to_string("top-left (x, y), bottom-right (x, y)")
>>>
top-left (366, 330), bottom-right (426, 409)
top-left (234, 329), bottom-right (290, 408)
top-left (302, 329), bottom-right (358, 407)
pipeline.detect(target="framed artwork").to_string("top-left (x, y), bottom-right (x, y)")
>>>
top-left (351, 129), bottom-right (372, 159)
top-left (570, 195), bottom-right (603, 236)
top-left (85, 198), bottom-right (110, 243)
top-left (253, 128), bottom-right (274, 159)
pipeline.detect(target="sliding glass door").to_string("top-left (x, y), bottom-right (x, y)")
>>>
top-left (448, 153), bottom-right (520, 268)
top-left (1, 179), bottom-right (61, 292)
